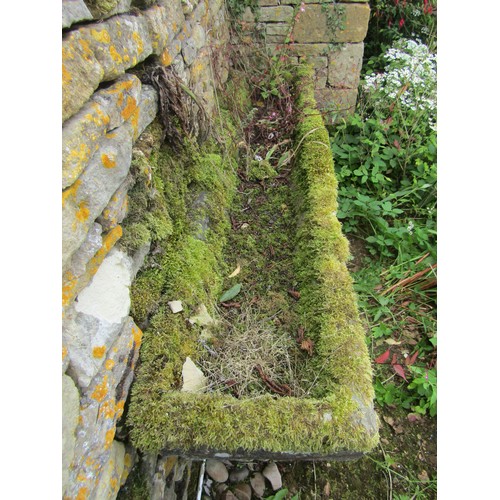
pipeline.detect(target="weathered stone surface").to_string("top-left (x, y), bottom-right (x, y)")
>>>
top-left (62, 374), bottom-right (80, 496)
top-left (93, 440), bottom-right (126, 499)
top-left (64, 248), bottom-right (134, 386)
top-left (143, 5), bottom-right (182, 56)
top-left (229, 466), bottom-right (249, 483)
top-left (293, 3), bottom-right (370, 43)
top-left (258, 0), bottom-right (278, 6)
top-left (262, 462), bottom-right (282, 491)
top-left (62, 30), bottom-right (105, 122)
top-left (62, 0), bottom-right (93, 29)
top-left (67, 222), bottom-right (103, 277)
top-left (233, 483), bottom-right (252, 500)
top-left (181, 357), bottom-right (207, 393)
top-left (259, 6), bottom-right (294, 23)
top-left (315, 87), bottom-right (358, 119)
top-left (250, 472), bottom-right (266, 497)
top-left (305, 55), bottom-right (328, 88)
top-left (62, 226), bottom-right (123, 311)
top-left (62, 74), bottom-right (141, 188)
top-left (97, 177), bottom-right (132, 231)
top-left (288, 43), bottom-right (329, 57)
top-left (206, 459), bottom-right (229, 482)
top-left (64, 317), bottom-right (142, 499)
top-left (85, 0), bottom-right (133, 20)
top-left (328, 42), bottom-right (364, 89)
top-left (62, 124), bottom-right (134, 270)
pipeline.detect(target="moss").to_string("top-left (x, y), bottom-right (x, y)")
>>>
top-left (247, 159), bottom-right (277, 181)
top-left (85, 0), bottom-right (119, 17)
top-left (125, 66), bottom-right (378, 457)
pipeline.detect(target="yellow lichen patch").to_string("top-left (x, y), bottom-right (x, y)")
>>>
top-left (106, 132), bottom-right (117, 139)
top-left (75, 201), bottom-right (90, 224)
top-left (99, 400), bottom-right (116, 419)
top-left (91, 376), bottom-right (109, 402)
top-left (62, 345), bottom-right (68, 360)
top-left (110, 478), bottom-right (118, 491)
top-left (76, 486), bottom-right (88, 500)
top-left (132, 324), bottom-right (143, 348)
top-left (62, 180), bottom-right (81, 207)
top-left (101, 153), bottom-right (117, 169)
top-left (62, 273), bottom-right (78, 308)
top-left (91, 28), bottom-right (111, 44)
top-left (132, 32), bottom-right (144, 55)
top-left (77, 473), bottom-right (87, 482)
top-left (190, 61), bottom-right (205, 79)
top-left (115, 399), bottom-right (125, 419)
top-left (160, 48), bottom-right (173, 66)
top-left (121, 95), bottom-right (137, 121)
top-left (62, 64), bottom-right (72, 86)
top-left (92, 345), bottom-right (106, 358)
top-left (130, 107), bottom-right (140, 138)
top-left (109, 45), bottom-right (123, 64)
top-left (69, 143), bottom-right (92, 167)
top-left (78, 38), bottom-right (94, 60)
top-left (105, 359), bottom-right (115, 370)
top-left (104, 428), bottom-right (116, 449)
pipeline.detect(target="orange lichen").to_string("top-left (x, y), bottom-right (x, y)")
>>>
top-left (62, 180), bottom-right (81, 207)
top-left (62, 346), bottom-right (68, 360)
top-left (130, 107), bottom-right (140, 138)
top-left (105, 359), bottom-right (115, 370)
top-left (121, 95), bottom-right (137, 121)
top-left (160, 48), bottom-right (173, 66)
top-left (124, 453), bottom-right (133, 468)
top-left (76, 486), bottom-right (89, 500)
top-left (110, 478), bottom-right (118, 491)
top-left (91, 376), bottom-right (109, 402)
top-left (77, 473), bottom-right (87, 482)
top-left (101, 153), bottom-right (117, 169)
top-left (69, 143), bottom-right (92, 167)
top-left (132, 32), bottom-right (144, 54)
top-left (115, 400), bottom-right (125, 419)
top-left (62, 272), bottom-right (78, 308)
top-left (92, 346), bottom-right (106, 358)
top-left (75, 201), bottom-right (90, 223)
top-left (99, 400), bottom-right (116, 419)
top-left (78, 38), bottom-right (94, 60)
top-left (62, 64), bottom-right (72, 85)
top-left (91, 29), bottom-right (111, 44)
top-left (109, 45), bottom-right (123, 64)
top-left (105, 428), bottom-right (116, 449)
top-left (132, 324), bottom-right (143, 348)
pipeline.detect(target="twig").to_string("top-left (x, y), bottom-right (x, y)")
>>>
top-left (381, 264), bottom-right (437, 296)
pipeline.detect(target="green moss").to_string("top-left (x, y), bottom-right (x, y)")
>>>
top-left (248, 159), bottom-right (277, 181)
top-left (126, 66), bottom-right (378, 458)
top-left (85, 0), bottom-right (119, 16)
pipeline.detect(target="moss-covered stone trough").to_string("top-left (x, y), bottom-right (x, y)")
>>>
top-left (125, 67), bottom-right (378, 461)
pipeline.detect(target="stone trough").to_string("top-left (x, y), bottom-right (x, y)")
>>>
top-left (126, 68), bottom-right (379, 463)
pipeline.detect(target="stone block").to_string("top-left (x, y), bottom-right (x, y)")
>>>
top-left (328, 42), bottom-right (364, 89)
top-left (259, 6), bottom-right (294, 23)
top-left (62, 0), bottom-right (93, 29)
top-left (314, 87), bottom-right (359, 121)
top-left (62, 374), bottom-right (80, 496)
top-left (293, 3), bottom-right (370, 43)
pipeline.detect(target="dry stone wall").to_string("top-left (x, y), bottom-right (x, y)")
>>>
top-left (62, 1), bottom-right (229, 498)
top-left (240, 0), bottom-right (370, 118)
top-left (61, 1), bottom-right (370, 498)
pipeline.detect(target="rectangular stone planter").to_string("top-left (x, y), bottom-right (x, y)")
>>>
top-left (127, 67), bottom-right (378, 462)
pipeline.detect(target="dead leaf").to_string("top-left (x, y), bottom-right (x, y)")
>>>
top-left (374, 349), bottom-right (390, 364)
top-left (228, 264), bottom-right (241, 278)
top-left (220, 301), bottom-right (241, 308)
top-left (288, 289), bottom-right (300, 300)
top-left (406, 350), bottom-right (419, 366)
top-left (300, 338), bottom-right (314, 356)
top-left (384, 339), bottom-right (402, 346)
top-left (296, 326), bottom-right (305, 343)
top-left (383, 416), bottom-right (394, 426)
top-left (393, 364), bottom-right (408, 381)
top-left (407, 413), bottom-right (422, 423)
top-left (323, 481), bottom-right (331, 497)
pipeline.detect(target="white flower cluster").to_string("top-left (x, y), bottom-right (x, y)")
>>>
top-left (363, 39), bottom-right (437, 129)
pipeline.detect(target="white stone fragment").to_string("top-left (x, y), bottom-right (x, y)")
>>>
top-left (168, 300), bottom-right (183, 313)
top-left (181, 357), bottom-right (207, 393)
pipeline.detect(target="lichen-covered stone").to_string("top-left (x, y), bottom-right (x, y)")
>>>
top-left (62, 74), bottom-right (142, 188)
top-left (293, 3), bottom-right (370, 43)
top-left (93, 440), bottom-right (126, 499)
top-left (62, 30), bottom-right (105, 122)
top-left (62, 124), bottom-right (134, 270)
top-left (97, 177), bottom-right (133, 231)
top-left (315, 87), bottom-right (358, 119)
top-left (64, 316), bottom-right (142, 499)
top-left (63, 248), bottom-right (134, 386)
top-left (143, 4), bottom-right (183, 56)
top-left (328, 42), bottom-right (364, 89)
top-left (62, 374), bottom-right (80, 496)
top-left (62, 225), bottom-right (123, 311)
top-left (62, 0), bottom-right (93, 29)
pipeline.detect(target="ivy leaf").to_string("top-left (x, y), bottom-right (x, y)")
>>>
top-left (219, 283), bottom-right (242, 303)
top-left (374, 349), bottom-right (390, 364)
top-left (393, 364), bottom-right (408, 381)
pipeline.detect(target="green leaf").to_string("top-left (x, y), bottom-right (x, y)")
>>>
top-left (271, 490), bottom-right (289, 500)
top-left (219, 283), bottom-right (242, 302)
